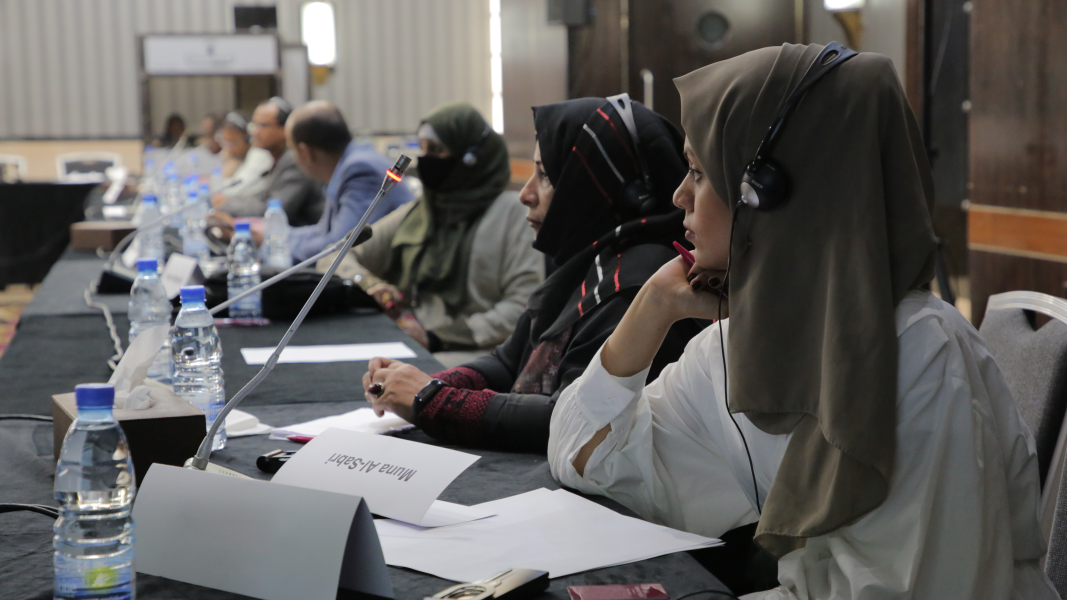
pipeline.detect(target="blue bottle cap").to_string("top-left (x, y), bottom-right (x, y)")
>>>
top-left (235, 221), bottom-right (251, 233)
top-left (75, 383), bottom-right (115, 409)
top-left (267, 198), bottom-right (282, 210)
top-left (180, 285), bottom-right (206, 303)
top-left (137, 258), bottom-right (158, 272)
top-left (200, 183), bottom-right (210, 192)
top-left (143, 195), bottom-right (157, 204)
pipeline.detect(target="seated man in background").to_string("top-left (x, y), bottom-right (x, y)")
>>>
top-left (191, 112), bottom-right (223, 174)
top-left (286, 101), bottom-right (414, 262)
top-left (217, 111), bottom-right (273, 197)
top-left (213, 97), bottom-right (324, 226)
top-left (342, 103), bottom-right (542, 366)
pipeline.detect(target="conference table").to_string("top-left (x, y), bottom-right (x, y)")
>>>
top-left (0, 250), bottom-right (729, 600)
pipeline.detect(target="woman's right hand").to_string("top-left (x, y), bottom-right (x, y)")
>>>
top-left (368, 283), bottom-right (405, 320)
top-left (644, 257), bottom-right (728, 323)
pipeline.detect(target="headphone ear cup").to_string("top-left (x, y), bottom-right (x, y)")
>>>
top-left (462, 147), bottom-right (478, 167)
top-left (740, 157), bottom-right (791, 211)
top-left (619, 181), bottom-right (653, 219)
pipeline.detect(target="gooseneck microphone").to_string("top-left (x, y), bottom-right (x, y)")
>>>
top-left (208, 227), bottom-right (372, 315)
top-left (185, 155), bottom-right (412, 474)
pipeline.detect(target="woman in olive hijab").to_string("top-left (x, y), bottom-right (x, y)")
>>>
top-left (548, 44), bottom-right (1057, 599)
top-left (361, 97), bottom-right (707, 453)
top-left (353, 103), bottom-right (543, 356)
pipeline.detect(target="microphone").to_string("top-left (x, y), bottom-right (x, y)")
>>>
top-left (208, 227), bottom-right (372, 315)
top-left (96, 201), bottom-right (215, 294)
top-left (185, 155), bottom-right (412, 475)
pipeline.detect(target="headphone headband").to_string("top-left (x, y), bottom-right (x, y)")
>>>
top-left (606, 93), bottom-right (655, 193)
top-left (740, 42), bottom-right (857, 211)
top-left (751, 42), bottom-right (857, 163)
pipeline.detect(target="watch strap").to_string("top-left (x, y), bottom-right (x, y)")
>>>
top-left (412, 378), bottom-right (447, 418)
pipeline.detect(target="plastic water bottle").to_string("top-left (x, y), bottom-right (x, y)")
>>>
top-left (136, 196), bottom-right (165, 266)
top-left (163, 165), bottom-right (183, 229)
top-left (261, 198), bottom-right (292, 269)
top-left (128, 259), bottom-right (172, 381)
top-left (181, 190), bottom-right (210, 262)
top-left (227, 221), bottom-right (262, 318)
top-left (171, 286), bottom-right (226, 450)
top-left (54, 383), bottom-right (136, 600)
top-left (210, 167), bottom-right (223, 193)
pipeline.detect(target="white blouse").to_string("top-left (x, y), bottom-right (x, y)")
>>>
top-left (548, 291), bottom-right (1060, 599)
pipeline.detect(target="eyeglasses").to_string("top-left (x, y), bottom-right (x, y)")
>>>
top-left (247, 121), bottom-right (280, 133)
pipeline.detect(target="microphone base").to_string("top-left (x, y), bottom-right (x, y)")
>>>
top-left (97, 265), bottom-right (136, 294)
top-left (183, 457), bottom-right (252, 479)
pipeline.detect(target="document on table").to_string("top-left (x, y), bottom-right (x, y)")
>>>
top-left (374, 488), bottom-right (723, 582)
top-left (270, 428), bottom-right (492, 527)
top-left (240, 342), bottom-right (417, 365)
top-left (269, 408), bottom-right (413, 440)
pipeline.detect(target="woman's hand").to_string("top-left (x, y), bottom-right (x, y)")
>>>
top-left (368, 283), bottom-right (405, 320)
top-left (397, 317), bottom-right (431, 350)
top-left (600, 257), bottom-right (727, 379)
top-left (644, 257), bottom-right (728, 323)
top-left (361, 358), bottom-right (433, 422)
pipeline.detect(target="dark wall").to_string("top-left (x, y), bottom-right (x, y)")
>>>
top-left (925, 0), bottom-right (970, 283)
top-left (568, 0), bottom-right (799, 128)
top-left (969, 0), bottom-right (1067, 324)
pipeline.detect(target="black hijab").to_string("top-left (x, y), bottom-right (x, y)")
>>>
top-left (526, 98), bottom-right (688, 340)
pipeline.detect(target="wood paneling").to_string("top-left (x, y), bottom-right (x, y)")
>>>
top-left (968, 205), bottom-right (1067, 263)
top-left (568, 0), bottom-right (625, 101)
top-left (969, 0), bottom-right (1067, 321)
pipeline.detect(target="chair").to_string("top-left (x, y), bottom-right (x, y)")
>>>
top-left (980, 291), bottom-right (1067, 587)
top-left (55, 151), bottom-right (122, 183)
top-left (0, 154), bottom-right (28, 182)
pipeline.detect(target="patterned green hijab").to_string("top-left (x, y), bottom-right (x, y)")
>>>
top-left (385, 103), bottom-right (511, 311)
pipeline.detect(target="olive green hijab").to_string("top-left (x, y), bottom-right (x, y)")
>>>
top-left (385, 103), bottom-right (510, 310)
top-left (674, 44), bottom-right (936, 557)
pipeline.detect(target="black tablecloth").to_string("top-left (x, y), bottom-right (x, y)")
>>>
top-left (0, 254), bottom-right (730, 600)
top-left (0, 184), bottom-right (96, 287)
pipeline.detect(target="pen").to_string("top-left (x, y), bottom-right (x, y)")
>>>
top-left (673, 241), bottom-right (695, 267)
top-left (286, 435), bottom-right (314, 444)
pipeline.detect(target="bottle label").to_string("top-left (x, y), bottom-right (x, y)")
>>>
top-left (54, 563), bottom-right (134, 600)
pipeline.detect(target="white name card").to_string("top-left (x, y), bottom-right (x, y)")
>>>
top-left (271, 428), bottom-right (482, 526)
top-left (160, 253), bottom-right (204, 299)
top-left (133, 464), bottom-right (392, 600)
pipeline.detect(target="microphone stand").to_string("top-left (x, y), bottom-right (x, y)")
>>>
top-left (185, 155), bottom-right (412, 473)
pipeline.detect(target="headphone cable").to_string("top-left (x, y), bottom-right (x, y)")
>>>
top-left (719, 201), bottom-right (762, 515)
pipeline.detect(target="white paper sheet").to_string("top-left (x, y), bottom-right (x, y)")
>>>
top-left (225, 408), bottom-right (274, 437)
top-left (374, 488), bottom-right (722, 582)
top-left (270, 408), bottom-right (413, 440)
top-left (240, 342), bottom-right (417, 365)
top-left (270, 428), bottom-right (482, 527)
top-left (419, 500), bottom-right (496, 528)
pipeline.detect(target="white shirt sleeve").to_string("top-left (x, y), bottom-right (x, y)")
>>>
top-left (548, 321), bottom-right (761, 538)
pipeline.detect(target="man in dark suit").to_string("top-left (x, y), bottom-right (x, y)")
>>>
top-left (213, 97), bottom-right (325, 227)
top-left (284, 101), bottom-right (414, 261)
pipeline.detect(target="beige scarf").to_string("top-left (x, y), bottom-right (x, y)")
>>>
top-left (675, 44), bottom-right (937, 557)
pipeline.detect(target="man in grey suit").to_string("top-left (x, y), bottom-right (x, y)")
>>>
top-left (212, 97), bottom-right (325, 227)
top-left (284, 101), bottom-right (414, 261)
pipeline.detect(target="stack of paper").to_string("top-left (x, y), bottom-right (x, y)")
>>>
top-left (240, 342), bottom-right (417, 365)
top-left (269, 408), bottom-right (414, 440)
top-left (374, 488), bottom-right (722, 582)
top-left (225, 409), bottom-right (274, 437)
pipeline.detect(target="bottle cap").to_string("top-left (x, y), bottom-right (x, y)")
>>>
top-left (137, 258), bottom-right (158, 272)
top-left (267, 198), bottom-right (282, 210)
top-left (180, 285), bottom-right (206, 303)
top-left (143, 195), bottom-right (157, 204)
top-left (75, 383), bottom-right (115, 409)
top-left (200, 182), bottom-right (210, 192)
top-left (235, 221), bottom-right (251, 233)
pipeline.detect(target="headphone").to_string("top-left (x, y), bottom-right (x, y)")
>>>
top-left (606, 93), bottom-right (659, 218)
top-left (739, 42), bottom-right (857, 211)
top-left (223, 111), bottom-right (251, 142)
top-left (462, 123), bottom-right (492, 167)
top-left (266, 96), bottom-right (293, 126)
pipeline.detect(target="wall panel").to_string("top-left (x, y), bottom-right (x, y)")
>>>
top-left (0, 0), bottom-right (493, 139)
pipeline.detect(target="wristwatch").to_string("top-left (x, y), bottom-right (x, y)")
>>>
top-left (412, 378), bottom-right (447, 418)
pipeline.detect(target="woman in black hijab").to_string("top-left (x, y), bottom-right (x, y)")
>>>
top-left (361, 97), bottom-right (707, 452)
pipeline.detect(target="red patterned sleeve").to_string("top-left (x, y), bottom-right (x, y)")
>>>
top-left (416, 367), bottom-right (494, 445)
top-left (431, 366), bottom-right (489, 391)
